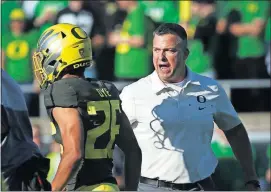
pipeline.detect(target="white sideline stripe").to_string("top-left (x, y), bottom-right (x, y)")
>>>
top-left (247, 131), bottom-right (270, 142)
top-left (21, 79), bottom-right (270, 117)
top-left (19, 79), bottom-right (271, 93)
top-left (219, 79), bottom-right (270, 89)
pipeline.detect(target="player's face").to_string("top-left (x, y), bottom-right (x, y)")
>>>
top-left (153, 34), bottom-right (188, 83)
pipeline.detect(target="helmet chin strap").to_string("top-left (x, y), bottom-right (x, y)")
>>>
top-left (40, 81), bottom-right (49, 90)
top-left (50, 59), bottom-right (63, 82)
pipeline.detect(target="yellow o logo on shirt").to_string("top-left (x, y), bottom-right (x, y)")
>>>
top-left (6, 40), bottom-right (29, 60)
top-left (116, 31), bottom-right (130, 54)
top-left (247, 3), bottom-right (258, 13)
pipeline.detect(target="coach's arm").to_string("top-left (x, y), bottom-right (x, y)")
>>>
top-left (223, 123), bottom-right (259, 190)
top-left (116, 111), bottom-right (142, 191)
top-left (51, 107), bottom-right (84, 191)
top-left (214, 83), bottom-right (259, 190)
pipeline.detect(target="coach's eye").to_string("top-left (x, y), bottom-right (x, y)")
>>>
top-left (169, 49), bottom-right (177, 53)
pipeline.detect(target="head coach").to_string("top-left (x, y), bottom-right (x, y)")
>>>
top-left (120, 23), bottom-right (260, 191)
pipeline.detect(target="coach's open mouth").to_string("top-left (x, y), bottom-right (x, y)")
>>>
top-left (159, 63), bottom-right (170, 72)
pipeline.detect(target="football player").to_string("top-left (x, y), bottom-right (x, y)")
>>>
top-left (33, 23), bottom-right (142, 191)
top-left (1, 69), bottom-right (51, 191)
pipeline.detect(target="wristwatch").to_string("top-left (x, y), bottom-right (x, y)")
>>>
top-left (245, 180), bottom-right (261, 188)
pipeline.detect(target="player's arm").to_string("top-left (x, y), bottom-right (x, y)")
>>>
top-left (51, 107), bottom-right (84, 191)
top-left (115, 111), bottom-right (142, 191)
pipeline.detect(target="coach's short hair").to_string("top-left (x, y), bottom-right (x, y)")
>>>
top-left (153, 23), bottom-right (187, 41)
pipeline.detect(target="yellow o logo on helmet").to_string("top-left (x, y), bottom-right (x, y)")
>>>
top-left (71, 27), bottom-right (88, 39)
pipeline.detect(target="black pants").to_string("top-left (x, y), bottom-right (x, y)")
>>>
top-left (138, 176), bottom-right (216, 191)
top-left (3, 156), bottom-right (51, 191)
top-left (232, 56), bottom-right (269, 79)
top-left (231, 56), bottom-right (270, 111)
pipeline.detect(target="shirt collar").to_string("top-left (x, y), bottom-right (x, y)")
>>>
top-left (150, 67), bottom-right (200, 94)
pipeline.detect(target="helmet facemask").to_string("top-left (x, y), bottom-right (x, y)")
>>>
top-left (33, 51), bottom-right (49, 89)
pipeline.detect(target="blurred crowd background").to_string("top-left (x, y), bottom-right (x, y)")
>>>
top-left (1, 0), bottom-right (270, 191)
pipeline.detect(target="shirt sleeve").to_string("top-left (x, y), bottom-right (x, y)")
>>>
top-left (213, 83), bottom-right (241, 131)
top-left (119, 86), bottom-right (137, 125)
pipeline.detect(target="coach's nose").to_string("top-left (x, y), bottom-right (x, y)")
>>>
top-left (158, 51), bottom-right (167, 62)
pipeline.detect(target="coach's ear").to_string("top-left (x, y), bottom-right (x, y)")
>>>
top-left (184, 48), bottom-right (190, 60)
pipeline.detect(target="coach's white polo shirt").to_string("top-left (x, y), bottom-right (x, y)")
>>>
top-left (120, 68), bottom-right (241, 183)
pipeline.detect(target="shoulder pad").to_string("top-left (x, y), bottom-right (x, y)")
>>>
top-left (101, 80), bottom-right (120, 95)
top-left (44, 80), bottom-right (78, 108)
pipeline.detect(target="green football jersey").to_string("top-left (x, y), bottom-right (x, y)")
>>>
top-left (34, 1), bottom-right (68, 35)
top-left (186, 40), bottom-right (212, 74)
top-left (179, 12), bottom-right (212, 74)
top-left (139, 1), bottom-right (178, 23)
top-left (220, 1), bottom-right (270, 58)
top-left (114, 4), bottom-right (150, 79)
top-left (1, 30), bottom-right (39, 83)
